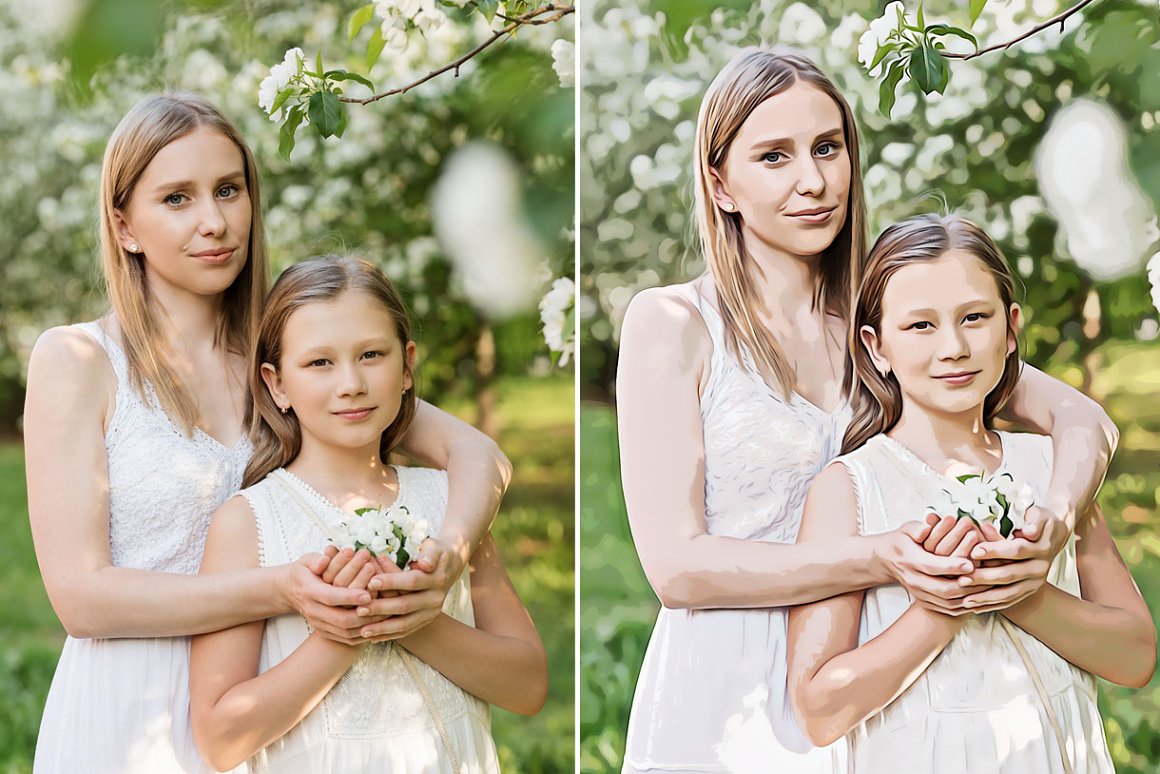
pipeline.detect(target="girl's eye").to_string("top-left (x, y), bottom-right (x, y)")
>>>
top-left (361, 350), bottom-right (383, 360)
top-left (908, 321), bottom-right (932, 331)
top-left (762, 151), bottom-right (784, 164)
top-left (308, 358), bottom-right (330, 367)
top-left (164, 193), bottom-right (188, 206)
top-left (964, 312), bottom-right (989, 323)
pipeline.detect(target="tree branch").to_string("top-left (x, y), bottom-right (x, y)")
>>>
top-left (340, 3), bottom-right (574, 105)
top-left (944, 0), bottom-right (1097, 61)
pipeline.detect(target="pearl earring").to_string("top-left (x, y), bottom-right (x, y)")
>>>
top-left (722, 202), bottom-right (735, 212)
top-left (128, 243), bottom-right (139, 253)
top-left (280, 405), bottom-right (289, 414)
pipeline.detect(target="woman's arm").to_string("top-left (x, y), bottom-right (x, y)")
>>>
top-left (23, 327), bottom-right (368, 639)
top-left (393, 534), bottom-right (548, 716)
top-left (999, 504), bottom-right (1156, 688)
top-left (616, 287), bottom-right (969, 610)
top-left (787, 464), bottom-right (966, 746)
top-left (189, 497), bottom-right (380, 772)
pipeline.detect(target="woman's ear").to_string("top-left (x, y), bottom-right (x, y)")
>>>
top-left (708, 166), bottom-right (738, 214)
top-left (403, 341), bottom-right (416, 393)
top-left (1007, 303), bottom-right (1022, 355)
top-left (113, 208), bottom-right (139, 253)
top-left (859, 324), bottom-right (891, 378)
top-left (260, 362), bottom-right (289, 411)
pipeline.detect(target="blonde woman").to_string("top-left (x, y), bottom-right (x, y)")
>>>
top-left (24, 94), bottom-right (509, 773)
top-left (616, 49), bottom-right (1118, 773)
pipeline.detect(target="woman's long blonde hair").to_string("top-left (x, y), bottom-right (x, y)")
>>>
top-left (693, 49), bottom-right (868, 398)
top-left (99, 93), bottom-right (270, 433)
top-left (243, 256), bottom-right (418, 488)
top-left (841, 213), bottom-right (1023, 455)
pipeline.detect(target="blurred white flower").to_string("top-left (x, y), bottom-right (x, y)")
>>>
top-left (414, 9), bottom-right (445, 34)
top-left (539, 276), bottom-right (575, 366)
top-left (1036, 99), bottom-right (1159, 280)
top-left (778, 3), bottom-right (826, 45)
top-left (858, 1), bottom-right (906, 75)
top-left (258, 47), bottom-right (304, 122)
top-left (383, 26), bottom-right (409, 51)
top-left (1148, 252), bottom-right (1160, 316)
top-left (552, 39), bottom-right (575, 88)
top-left (431, 142), bottom-right (544, 319)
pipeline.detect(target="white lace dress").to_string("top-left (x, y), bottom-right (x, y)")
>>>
top-left (623, 283), bottom-right (851, 774)
top-left (837, 432), bottom-right (1113, 773)
top-left (35, 321), bottom-right (252, 774)
top-left (237, 466), bottom-right (498, 774)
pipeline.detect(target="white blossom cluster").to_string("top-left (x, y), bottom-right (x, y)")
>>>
top-left (929, 472), bottom-right (1035, 539)
top-left (331, 503), bottom-right (431, 570)
top-left (374, 0), bottom-right (448, 52)
top-left (856, 1), bottom-right (907, 75)
top-left (539, 276), bottom-right (576, 366)
top-left (257, 47), bottom-right (305, 122)
top-left (551, 38), bottom-right (574, 87)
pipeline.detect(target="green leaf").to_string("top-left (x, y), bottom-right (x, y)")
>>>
top-left (956, 473), bottom-right (979, 483)
top-left (926, 23), bottom-right (979, 50)
top-left (870, 41), bottom-right (901, 72)
top-left (916, 1), bottom-right (925, 29)
top-left (475, 0), bottom-right (500, 23)
top-left (269, 87), bottom-right (294, 117)
top-left (366, 26), bottom-right (387, 70)
top-left (315, 49), bottom-right (324, 80)
top-left (335, 104), bottom-right (349, 139)
top-left (326, 70), bottom-right (375, 91)
top-left (878, 59), bottom-right (906, 118)
top-left (969, 0), bottom-right (989, 27)
top-left (308, 90), bottom-right (343, 139)
top-left (1000, 515), bottom-right (1013, 538)
top-left (348, 3), bottom-right (376, 42)
top-left (278, 105), bottom-right (306, 161)
top-left (909, 43), bottom-right (949, 94)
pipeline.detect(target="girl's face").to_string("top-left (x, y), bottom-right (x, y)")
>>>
top-left (713, 81), bottom-right (851, 259)
top-left (861, 250), bottom-right (1020, 420)
top-left (115, 127), bottom-right (251, 299)
top-left (262, 291), bottom-right (415, 454)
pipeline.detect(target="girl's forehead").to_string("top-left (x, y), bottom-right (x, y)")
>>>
top-left (881, 251), bottom-right (1002, 309)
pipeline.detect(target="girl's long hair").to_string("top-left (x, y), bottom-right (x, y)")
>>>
top-left (841, 213), bottom-right (1022, 455)
top-left (693, 48), bottom-right (867, 398)
top-left (243, 256), bottom-right (418, 488)
top-left (99, 92), bottom-right (270, 433)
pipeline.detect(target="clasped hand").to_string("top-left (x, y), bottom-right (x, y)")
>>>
top-left (887, 504), bottom-right (1066, 616)
top-left (286, 539), bottom-right (461, 645)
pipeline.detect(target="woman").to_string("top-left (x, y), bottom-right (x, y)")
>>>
top-left (24, 93), bottom-right (510, 773)
top-left (615, 49), bottom-right (1117, 773)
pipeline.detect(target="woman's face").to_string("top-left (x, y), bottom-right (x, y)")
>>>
top-left (714, 81), bottom-right (851, 260)
top-left (116, 127), bottom-right (252, 299)
top-left (861, 250), bottom-right (1019, 420)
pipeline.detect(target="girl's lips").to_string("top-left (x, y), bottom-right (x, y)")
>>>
top-left (934, 371), bottom-right (980, 386)
top-left (334, 408), bottom-right (375, 421)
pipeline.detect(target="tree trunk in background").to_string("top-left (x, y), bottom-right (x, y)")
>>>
top-left (476, 324), bottom-right (499, 440)
top-left (1081, 287), bottom-right (1102, 401)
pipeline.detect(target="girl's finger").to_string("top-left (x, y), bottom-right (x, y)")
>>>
top-left (950, 530), bottom-right (983, 559)
top-left (332, 550), bottom-right (372, 588)
top-left (349, 561), bottom-right (379, 591)
top-left (934, 519), bottom-right (977, 557)
top-left (923, 516), bottom-right (957, 553)
top-left (321, 547), bottom-right (355, 585)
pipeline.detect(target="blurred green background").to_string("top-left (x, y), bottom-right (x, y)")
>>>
top-left (0, 0), bottom-right (574, 771)
top-left (579, 1), bottom-right (1160, 772)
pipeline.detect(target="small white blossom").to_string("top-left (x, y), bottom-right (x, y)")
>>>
top-left (330, 503), bottom-right (430, 569)
top-left (551, 39), bottom-right (575, 88)
top-left (930, 471), bottom-right (1036, 538)
top-left (258, 47), bottom-right (305, 122)
top-left (539, 276), bottom-right (575, 366)
top-left (1147, 251), bottom-right (1160, 316)
top-left (857, 1), bottom-right (906, 75)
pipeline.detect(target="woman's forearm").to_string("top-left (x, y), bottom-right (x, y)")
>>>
top-left (56, 564), bottom-right (293, 639)
top-left (397, 613), bottom-right (548, 716)
top-left (796, 605), bottom-right (961, 746)
top-left (1004, 585), bottom-right (1156, 688)
top-left (439, 435), bottom-right (511, 567)
top-left (195, 633), bottom-right (360, 771)
top-left (644, 532), bottom-right (897, 609)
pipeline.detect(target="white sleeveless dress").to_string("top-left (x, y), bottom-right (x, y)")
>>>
top-left (836, 431), bottom-right (1114, 773)
top-left (623, 283), bottom-right (851, 774)
top-left (35, 321), bottom-right (252, 773)
top-left (237, 466), bottom-right (499, 773)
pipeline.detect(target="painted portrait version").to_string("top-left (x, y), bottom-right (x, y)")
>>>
top-left (578, 2), bottom-right (1160, 773)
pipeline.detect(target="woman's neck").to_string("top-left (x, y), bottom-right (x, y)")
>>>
top-left (887, 402), bottom-right (1002, 475)
top-left (742, 226), bottom-right (821, 317)
top-left (286, 437), bottom-right (398, 509)
top-left (148, 282), bottom-right (226, 358)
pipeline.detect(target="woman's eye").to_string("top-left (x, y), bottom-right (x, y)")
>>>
top-left (164, 193), bottom-right (188, 206)
top-left (815, 142), bottom-right (839, 157)
top-left (217, 184), bottom-right (239, 198)
top-left (762, 151), bottom-right (784, 164)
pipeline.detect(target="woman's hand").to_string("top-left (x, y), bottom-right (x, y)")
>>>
top-left (355, 552), bottom-right (448, 642)
top-left (879, 519), bottom-right (979, 615)
top-left (283, 547), bottom-right (390, 646)
top-left (951, 506), bottom-right (1059, 613)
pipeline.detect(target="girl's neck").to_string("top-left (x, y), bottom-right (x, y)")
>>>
top-left (742, 226), bottom-right (820, 316)
top-left (285, 438), bottom-right (399, 509)
top-left (887, 402), bottom-right (1003, 475)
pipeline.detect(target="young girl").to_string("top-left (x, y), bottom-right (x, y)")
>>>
top-left (787, 214), bottom-right (1155, 773)
top-left (24, 93), bottom-right (511, 773)
top-left (616, 48), bottom-right (1119, 772)
top-left (189, 256), bottom-right (546, 773)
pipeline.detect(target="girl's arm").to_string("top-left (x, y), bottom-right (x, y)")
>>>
top-left (616, 287), bottom-right (969, 610)
top-left (997, 504), bottom-right (1157, 688)
top-left (787, 464), bottom-right (966, 747)
top-left (189, 497), bottom-right (381, 772)
top-left (23, 327), bottom-right (368, 640)
top-left (393, 534), bottom-right (548, 716)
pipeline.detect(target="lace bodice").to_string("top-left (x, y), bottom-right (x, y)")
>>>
top-left (240, 466), bottom-right (492, 763)
top-left (687, 285), bottom-right (852, 543)
top-left (74, 321), bottom-right (251, 575)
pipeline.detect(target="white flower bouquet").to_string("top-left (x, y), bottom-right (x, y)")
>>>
top-left (330, 504), bottom-right (430, 570)
top-left (929, 472), bottom-right (1035, 539)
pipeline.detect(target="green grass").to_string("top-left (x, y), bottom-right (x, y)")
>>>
top-left (0, 374), bottom-right (574, 773)
top-left (579, 343), bottom-right (1160, 774)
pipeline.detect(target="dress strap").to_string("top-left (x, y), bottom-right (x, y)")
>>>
top-left (73, 320), bottom-right (131, 385)
top-left (998, 618), bottom-right (1075, 774)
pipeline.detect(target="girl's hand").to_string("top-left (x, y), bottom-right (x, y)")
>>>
top-left (880, 519), bottom-right (980, 615)
top-left (284, 547), bottom-right (389, 646)
top-left (953, 513), bottom-right (1056, 613)
top-left (356, 554), bottom-right (447, 642)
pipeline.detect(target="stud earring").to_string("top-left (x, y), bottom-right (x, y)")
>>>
top-left (128, 243), bottom-right (139, 253)
top-left (722, 202), bottom-right (735, 212)
top-left (280, 405), bottom-right (289, 414)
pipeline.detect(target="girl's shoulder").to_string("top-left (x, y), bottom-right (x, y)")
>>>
top-left (395, 465), bottom-right (449, 500)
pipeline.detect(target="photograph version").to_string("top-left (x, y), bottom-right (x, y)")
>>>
top-left (2, 1), bottom-right (574, 773)
top-left (579, 2), bottom-right (1159, 773)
